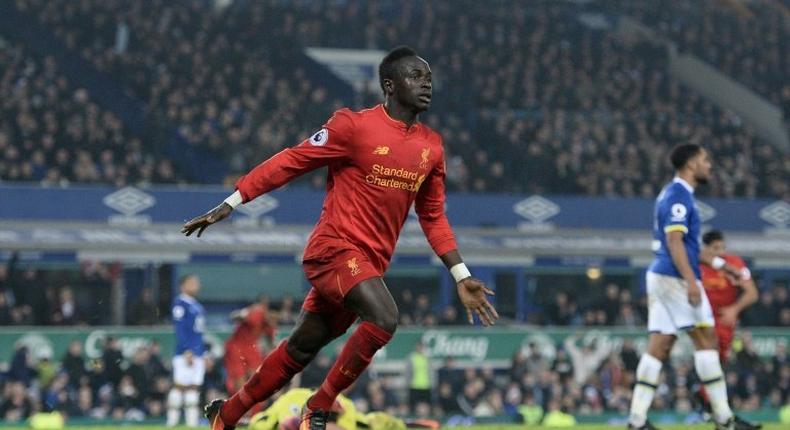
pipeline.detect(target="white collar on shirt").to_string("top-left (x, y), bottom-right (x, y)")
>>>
top-left (178, 293), bottom-right (199, 306)
top-left (673, 176), bottom-right (694, 194)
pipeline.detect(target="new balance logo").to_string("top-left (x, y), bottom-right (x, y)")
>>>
top-left (373, 146), bottom-right (390, 155)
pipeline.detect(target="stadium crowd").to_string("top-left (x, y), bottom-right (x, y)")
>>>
top-left (2, 0), bottom-right (788, 198)
top-left (0, 256), bottom-right (119, 326)
top-left (2, 0), bottom-right (789, 424)
top-left (610, 0), bottom-right (788, 107)
top-left (0, 38), bottom-right (183, 186)
top-left (2, 325), bottom-right (789, 423)
top-left (4, 253), bottom-right (790, 329)
top-left (261, 0), bottom-right (788, 197)
top-left (536, 281), bottom-right (790, 329)
top-left (15, 0), bottom-right (343, 184)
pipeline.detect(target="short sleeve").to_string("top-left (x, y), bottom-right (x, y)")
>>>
top-left (661, 193), bottom-right (691, 234)
top-left (727, 255), bottom-right (751, 281)
top-left (295, 108), bottom-right (355, 154)
top-left (172, 305), bottom-right (185, 321)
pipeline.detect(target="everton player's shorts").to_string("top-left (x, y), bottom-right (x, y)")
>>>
top-left (172, 354), bottom-right (205, 386)
top-left (646, 272), bottom-right (715, 335)
top-left (302, 247), bottom-right (381, 337)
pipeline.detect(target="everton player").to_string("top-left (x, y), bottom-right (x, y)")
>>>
top-left (628, 144), bottom-right (749, 430)
top-left (168, 275), bottom-right (206, 428)
top-left (181, 46), bottom-right (499, 430)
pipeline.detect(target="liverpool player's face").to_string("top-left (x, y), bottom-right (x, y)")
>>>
top-left (707, 240), bottom-right (725, 257)
top-left (393, 56), bottom-right (433, 112)
top-left (702, 239), bottom-right (725, 263)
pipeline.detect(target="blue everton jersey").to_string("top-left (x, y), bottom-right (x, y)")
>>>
top-left (648, 178), bottom-right (701, 280)
top-left (172, 294), bottom-right (206, 356)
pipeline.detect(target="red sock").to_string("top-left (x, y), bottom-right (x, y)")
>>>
top-left (220, 341), bottom-right (304, 425)
top-left (308, 322), bottom-right (392, 411)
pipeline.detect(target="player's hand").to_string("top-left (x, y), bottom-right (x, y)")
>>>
top-left (718, 305), bottom-right (738, 327)
top-left (724, 272), bottom-right (741, 286)
top-left (456, 278), bottom-right (499, 326)
top-left (722, 264), bottom-right (742, 280)
top-left (686, 280), bottom-right (701, 307)
top-left (181, 202), bottom-right (233, 237)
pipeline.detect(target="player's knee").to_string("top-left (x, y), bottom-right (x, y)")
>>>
top-left (647, 341), bottom-right (671, 362)
top-left (702, 335), bottom-right (719, 351)
top-left (659, 343), bottom-right (673, 361)
top-left (285, 338), bottom-right (321, 365)
top-left (167, 388), bottom-right (183, 409)
top-left (692, 328), bottom-right (718, 350)
top-left (183, 389), bottom-right (200, 407)
top-left (365, 309), bottom-right (398, 334)
top-left (646, 348), bottom-right (667, 362)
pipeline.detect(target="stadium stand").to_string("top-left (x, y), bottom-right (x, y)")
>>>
top-left (609, 0), bottom-right (788, 106)
top-left (5, 0), bottom-right (789, 197)
top-left (3, 246), bottom-right (789, 329)
top-left (1, 0), bottom-right (789, 425)
top-left (257, 0), bottom-right (788, 197)
top-left (2, 321), bottom-right (789, 422)
top-left (16, 0), bottom-right (347, 183)
top-left (0, 39), bottom-right (183, 185)
top-left (0, 255), bottom-right (119, 325)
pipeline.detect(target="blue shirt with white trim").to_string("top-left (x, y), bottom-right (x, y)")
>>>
top-left (648, 178), bottom-right (701, 280)
top-left (172, 293), bottom-right (206, 356)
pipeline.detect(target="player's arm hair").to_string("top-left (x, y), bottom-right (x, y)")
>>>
top-left (666, 231), bottom-right (697, 285)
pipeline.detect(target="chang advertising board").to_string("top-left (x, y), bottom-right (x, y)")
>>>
top-left (1, 328), bottom-right (788, 364)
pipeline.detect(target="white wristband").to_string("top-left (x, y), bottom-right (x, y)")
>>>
top-left (711, 256), bottom-right (726, 269)
top-left (450, 263), bottom-right (472, 283)
top-left (223, 190), bottom-right (243, 209)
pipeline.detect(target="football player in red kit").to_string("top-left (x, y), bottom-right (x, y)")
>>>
top-left (700, 230), bottom-right (758, 363)
top-left (182, 46), bottom-right (498, 430)
top-left (224, 295), bottom-right (277, 394)
top-left (699, 230), bottom-right (760, 429)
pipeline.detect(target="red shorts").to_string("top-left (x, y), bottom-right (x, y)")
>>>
top-left (714, 323), bottom-right (734, 363)
top-left (302, 247), bottom-right (381, 337)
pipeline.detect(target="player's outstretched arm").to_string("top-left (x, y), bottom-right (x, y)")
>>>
top-left (440, 250), bottom-right (499, 326)
top-left (414, 151), bottom-right (497, 325)
top-left (181, 201), bottom-right (234, 237)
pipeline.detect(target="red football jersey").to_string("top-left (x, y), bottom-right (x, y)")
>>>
top-left (226, 305), bottom-right (275, 348)
top-left (700, 254), bottom-right (751, 311)
top-left (236, 104), bottom-right (457, 272)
